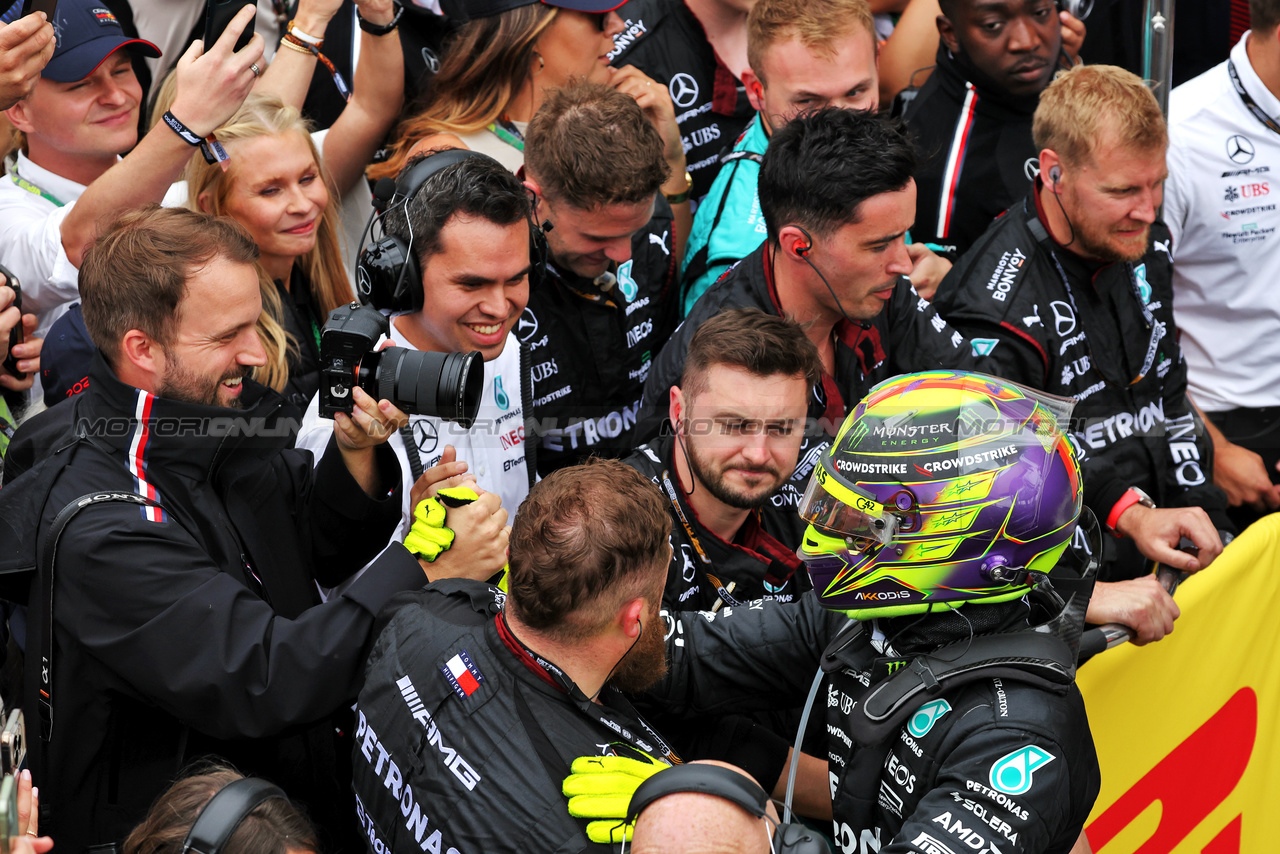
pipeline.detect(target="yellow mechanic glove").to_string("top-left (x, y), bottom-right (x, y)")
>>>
top-left (405, 487), bottom-right (510, 590)
top-left (404, 485), bottom-right (477, 562)
top-left (562, 753), bottom-right (669, 844)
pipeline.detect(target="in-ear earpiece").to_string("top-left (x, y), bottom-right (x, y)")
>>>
top-left (795, 226), bottom-right (814, 257)
top-left (1049, 165), bottom-right (1062, 184)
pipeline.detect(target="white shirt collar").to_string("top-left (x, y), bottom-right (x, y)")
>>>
top-left (14, 150), bottom-right (91, 206)
top-left (1231, 31), bottom-right (1280, 122)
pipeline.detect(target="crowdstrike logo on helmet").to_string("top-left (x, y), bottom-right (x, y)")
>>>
top-left (835, 459), bottom-right (908, 476)
top-left (921, 444), bottom-right (1019, 474)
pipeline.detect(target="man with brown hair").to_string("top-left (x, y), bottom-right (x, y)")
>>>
top-left (934, 64), bottom-right (1231, 644)
top-left (353, 458), bottom-right (680, 853)
top-left (0, 205), bottom-right (504, 853)
top-left (623, 308), bottom-right (831, 821)
top-left (627, 308), bottom-right (820, 611)
top-left (521, 81), bottom-right (683, 473)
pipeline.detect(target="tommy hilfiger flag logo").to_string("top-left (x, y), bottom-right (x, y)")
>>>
top-left (441, 651), bottom-right (484, 699)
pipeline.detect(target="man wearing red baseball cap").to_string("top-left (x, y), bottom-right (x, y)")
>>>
top-left (0, 0), bottom-right (261, 343)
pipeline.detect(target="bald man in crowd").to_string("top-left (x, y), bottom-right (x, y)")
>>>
top-left (630, 761), bottom-right (777, 854)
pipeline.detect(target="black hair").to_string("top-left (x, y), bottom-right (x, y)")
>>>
top-left (383, 150), bottom-right (532, 265)
top-left (758, 107), bottom-right (917, 243)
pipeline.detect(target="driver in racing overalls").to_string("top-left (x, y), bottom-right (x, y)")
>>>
top-left (566, 371), bottom-right (1102, 853)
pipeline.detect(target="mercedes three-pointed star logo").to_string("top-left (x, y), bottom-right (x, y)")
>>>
top-left (1227, 134), bottom-right (1256, 164)
top-left (413, 419), bottom-right (438, 454)
top-left (669, 73), bottom-right (700, 109)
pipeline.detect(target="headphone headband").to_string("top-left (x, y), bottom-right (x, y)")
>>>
top-left (392, 149), bottom-right (502, 209)
top-left (627, 763), bottom-right (769, 823)
top-left (181, 778), bottom-right (288, 854)
top-left (357, 147), bottom-right (546, 313)
top-left (622, 764), bottom-right (826, 854)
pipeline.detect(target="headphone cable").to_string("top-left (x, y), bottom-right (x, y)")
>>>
top-left (1050, 173), bottom-right (1077, 248)
top-left (771, 238), bottom-right (870, 332)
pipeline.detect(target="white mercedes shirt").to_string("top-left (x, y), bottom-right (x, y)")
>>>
top-left (296, 322), bottom-right (531, 555)
top-left (1165, 33), bottom-right (1280, 412)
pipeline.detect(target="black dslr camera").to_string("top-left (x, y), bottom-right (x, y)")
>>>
top-left (319, 302), bottom-right (484, 426)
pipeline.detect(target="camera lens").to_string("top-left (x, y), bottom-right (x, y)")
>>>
top-left (374, 347), bottom-right (485, 426)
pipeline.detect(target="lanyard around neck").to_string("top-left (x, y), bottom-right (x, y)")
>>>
top-left (1229, 59), bottom-right (1280, 136)
top-left (1044, 246), bottom-right (1165, 387)
top-left (1024, 197), bottom-right (1165, 388)
top-left (11, 173), bottom-right (64, 207)
top-left (487, 116), bottom-right (525, 151)
top-left (659, 466), bottom-right (758, 609)
top-left (495, 612), bottom-right (679, 763)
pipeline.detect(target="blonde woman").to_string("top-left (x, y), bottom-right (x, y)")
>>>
top-left (176, 0), bottom-right (403, 407)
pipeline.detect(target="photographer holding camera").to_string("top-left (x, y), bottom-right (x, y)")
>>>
top-left (297, 149), bottom-right (539, 545)
top-left (0, 206), bottom-right (501, 854)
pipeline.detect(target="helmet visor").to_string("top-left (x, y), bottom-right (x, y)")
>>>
top-left (797, 466), bottom-right (900, 551)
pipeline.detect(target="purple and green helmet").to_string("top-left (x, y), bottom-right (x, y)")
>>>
top-left (797, 371), bottom-right (1083, 619)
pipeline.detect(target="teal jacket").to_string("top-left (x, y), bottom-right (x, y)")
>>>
top-left (680, 113), bottom-right (769, 315)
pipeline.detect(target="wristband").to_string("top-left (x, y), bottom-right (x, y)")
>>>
top-left (277, 37), bottom-right (315, 55)
top-left (162, 111), bottom-right (230, 171)
top-left (358, 2), bottom-right (404, 35)
top-left (1106, 486), bottom-right (1156, 534)
top-left (161, 110), bottom-right (202, 147)
top-left (281, 33), bottom-right (351, 101)
top-left (286, 20), bottom-right (323, 46)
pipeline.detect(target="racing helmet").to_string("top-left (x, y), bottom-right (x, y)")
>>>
top-left (797, 371), bottom-right (1082, 619)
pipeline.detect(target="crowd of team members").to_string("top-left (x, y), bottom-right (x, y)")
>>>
top-left (0, 0), bottom-right (1272, 851)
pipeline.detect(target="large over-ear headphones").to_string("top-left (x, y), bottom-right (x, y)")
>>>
top-left (624, 764), bottom-right (827, 854)
top-left (181, 777), bottom-right (289, 854)
top-left (356, 149), bottom-right (548, 313)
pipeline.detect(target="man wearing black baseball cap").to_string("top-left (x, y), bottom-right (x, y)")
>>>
top-left (0, 0), bottom-right (261, 343)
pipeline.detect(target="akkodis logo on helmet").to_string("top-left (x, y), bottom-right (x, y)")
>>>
top-left (989, 746), bottom-right (1055, 795)
top-left (907, 700), bottom-right (952, 738)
